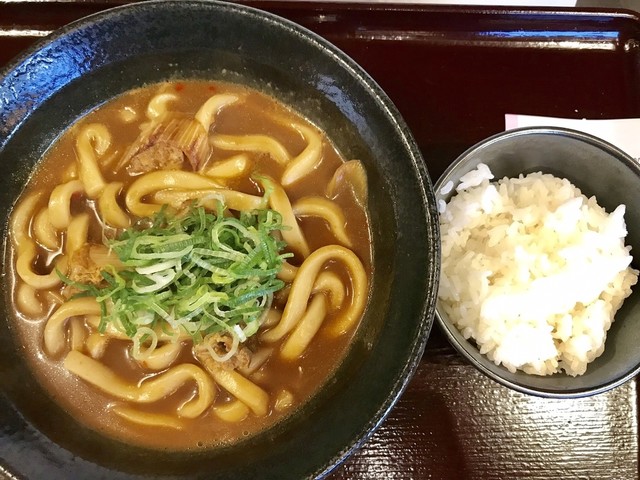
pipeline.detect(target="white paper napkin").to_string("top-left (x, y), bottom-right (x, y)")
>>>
top-left (505, 113), bottom-right (640, 160)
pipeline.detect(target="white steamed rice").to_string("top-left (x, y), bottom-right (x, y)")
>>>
top-left (438, 163), bottom-right (638, 376)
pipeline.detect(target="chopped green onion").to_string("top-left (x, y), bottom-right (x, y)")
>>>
top-left (64, 201), bottom-right (291, 351)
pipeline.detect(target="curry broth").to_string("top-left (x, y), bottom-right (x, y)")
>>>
top-left (8, 81), bottom-right (372, 450)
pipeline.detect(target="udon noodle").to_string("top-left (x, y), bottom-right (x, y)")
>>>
top-left (6, 81), bottom-right (372, 450)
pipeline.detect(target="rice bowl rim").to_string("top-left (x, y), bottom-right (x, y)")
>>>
top-left (434, 126), bottom-right (640, 398)
top-left (435, 126), bottom-right (640, 196)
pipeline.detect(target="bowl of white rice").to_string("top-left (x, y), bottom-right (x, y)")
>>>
top-left (435, 126), bottom-right (640, 398)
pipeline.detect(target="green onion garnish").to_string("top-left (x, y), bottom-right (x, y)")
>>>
top-left (67, 201), bottom-right (291, 349)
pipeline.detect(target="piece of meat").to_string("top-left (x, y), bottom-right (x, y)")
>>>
top-left (66, 244), bottom-right (105, 285)
top-left (119, 115), bottom-right (211, 173)
top-left (194, 332), bottom-right (252, 371)
top-left (127, 143), bottom-right (186, 175)
top-left (64, 244), bottom-right (123, 298)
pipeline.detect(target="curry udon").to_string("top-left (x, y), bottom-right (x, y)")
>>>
top-left (6, 81), bottom-right (372, 450)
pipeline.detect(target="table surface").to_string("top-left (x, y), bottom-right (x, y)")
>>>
top-left (1, 1), bottom-right (639, 479)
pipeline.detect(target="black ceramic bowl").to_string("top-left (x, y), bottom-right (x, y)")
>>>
top-left (0, 1), bottom-right (439, 479)
top-left (434, 126), bottom-right (640, 398)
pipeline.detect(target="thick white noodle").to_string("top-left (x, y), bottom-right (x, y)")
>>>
top-left (210, 134), bottom-right (290, 165)
top-left (262, 244), bottom-right (367, 342)
top-left (32, 207), bottom-right (60, 250)
top-left (64, 351), bottom-right (216, 419)
top-left (281, 123), bottom-right (323, 186)
top-left (10, 191), bottom-right (42, 252)
top-left (44, 297), bottom-right (101, 356)
top-left (98, 182), bottom-right (131, 229)
top-left (292, 196), bottom-right (353, 247)
top-left (195, 93), bottom-right (239, 130)
top-left (15, 241), bottom-right (66, 290)
top-left (48, 180), bottom-right (84, 230)
top-left (146, 92), bottom-right (178, 120)
top-left (75, 123), bottom-right (111, 198)
top-left (268, 181), bottom-right (310, 258)
top-left (125, 170), bottom-right (224, 217)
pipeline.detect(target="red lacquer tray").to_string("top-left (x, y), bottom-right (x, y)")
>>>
top-left (2, 2), bottom-right (640, 478)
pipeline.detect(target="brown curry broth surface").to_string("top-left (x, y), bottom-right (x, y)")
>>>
top-left (9, 81), bottom-right (372, 450)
